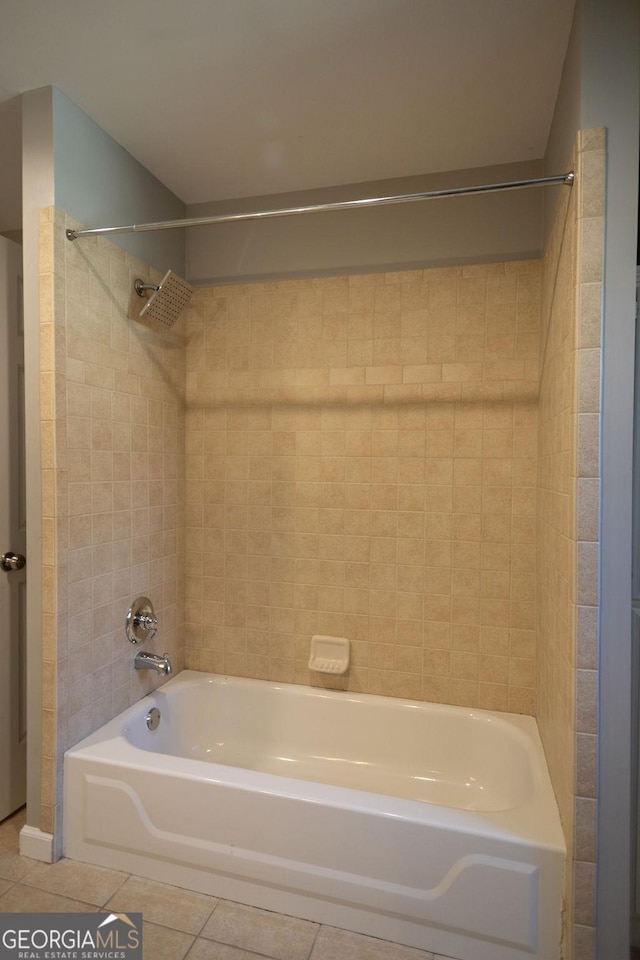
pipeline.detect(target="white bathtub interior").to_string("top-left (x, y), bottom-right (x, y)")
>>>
top-left (64, 671), bottom-right (565, 960)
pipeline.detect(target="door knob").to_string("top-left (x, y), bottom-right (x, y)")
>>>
top-left (1, 552), bottom-right (26, 572)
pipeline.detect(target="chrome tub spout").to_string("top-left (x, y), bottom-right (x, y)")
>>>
top-left (134, 651), bottom-right (172, 676)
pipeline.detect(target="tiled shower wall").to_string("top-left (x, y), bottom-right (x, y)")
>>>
top-left (40, 208), bottom-right (185, 852)
top-left (536, 129), bottom-right (604, 959)
top-left (39, 135), bottom-right (603, 957)
top-left (184, 261), bottom-right (541, 712)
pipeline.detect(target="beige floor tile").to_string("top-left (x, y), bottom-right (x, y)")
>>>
top-left (0, 847), bottom-right (35, 882)
top-left (201, 900), bottom-right (318, 960)
top-left (310, 927), bottom-right (436, 960)
top-left (106, 875), bottom-right (217, 935)
top-left (21, 857), bottom-right (128, 906)
top-left (0, 808), bottom-right (26, 852)
top-left (142, 920), bottom-right (195, 960)
top-left (0, 882), bottom-right (96, 912)
top-left (187, 937), bottom-right (271, 959)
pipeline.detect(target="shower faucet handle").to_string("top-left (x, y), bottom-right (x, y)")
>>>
top-left (126, 596), bottom-right (159, 644)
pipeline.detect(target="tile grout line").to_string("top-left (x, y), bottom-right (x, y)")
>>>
top-left (306, 920), bottom-right (322, 959)
top-left (107, 864), bottom-right (135, 902)
top-left (0, 879), bottom-right (18, 901)
top-left (193, 891), bottom-right (220, 938)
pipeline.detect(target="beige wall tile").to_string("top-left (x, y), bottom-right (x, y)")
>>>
top-left (184, 263), bottom-right (541, 712)
top-left (536, 131), bottom-right (604, 959)
top-left (40, 211), bottom-right (186, 844)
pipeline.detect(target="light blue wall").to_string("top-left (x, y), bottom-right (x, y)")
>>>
top-left (52, 88), bottom-right (185, 275)
top-left (185, 160), bottom-right (546, 286)
top-left (583, 0), bottom-right (639, 954)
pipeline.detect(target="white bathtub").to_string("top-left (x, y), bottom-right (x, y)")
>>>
top-left (63, 671), bottom-right (565, 960)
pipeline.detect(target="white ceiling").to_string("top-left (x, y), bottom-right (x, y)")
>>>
top-left (0, 0), bottom-right (575, 206)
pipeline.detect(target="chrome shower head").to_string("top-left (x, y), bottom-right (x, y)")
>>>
top-left (134, 270), bottom-right (195, 327)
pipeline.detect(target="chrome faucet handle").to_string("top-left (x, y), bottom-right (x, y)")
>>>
top-left (126, 597), bottom-right (158, 644)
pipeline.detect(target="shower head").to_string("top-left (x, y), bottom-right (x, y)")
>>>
top-left (134, 270), bottom-right (195, 328)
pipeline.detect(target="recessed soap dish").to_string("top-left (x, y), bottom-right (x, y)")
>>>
top-left (309, 635), bottom-right (350, 675)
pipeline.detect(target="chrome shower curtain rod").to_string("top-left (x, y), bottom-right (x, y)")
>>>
top-left (65, 171), bottom-right (574, 242)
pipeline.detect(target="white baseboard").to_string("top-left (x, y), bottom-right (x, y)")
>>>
top-left (19, 824), bottom-right (55, 862)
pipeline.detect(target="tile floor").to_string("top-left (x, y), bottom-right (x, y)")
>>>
top-left (0, 808), bottom-right (458, 960)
